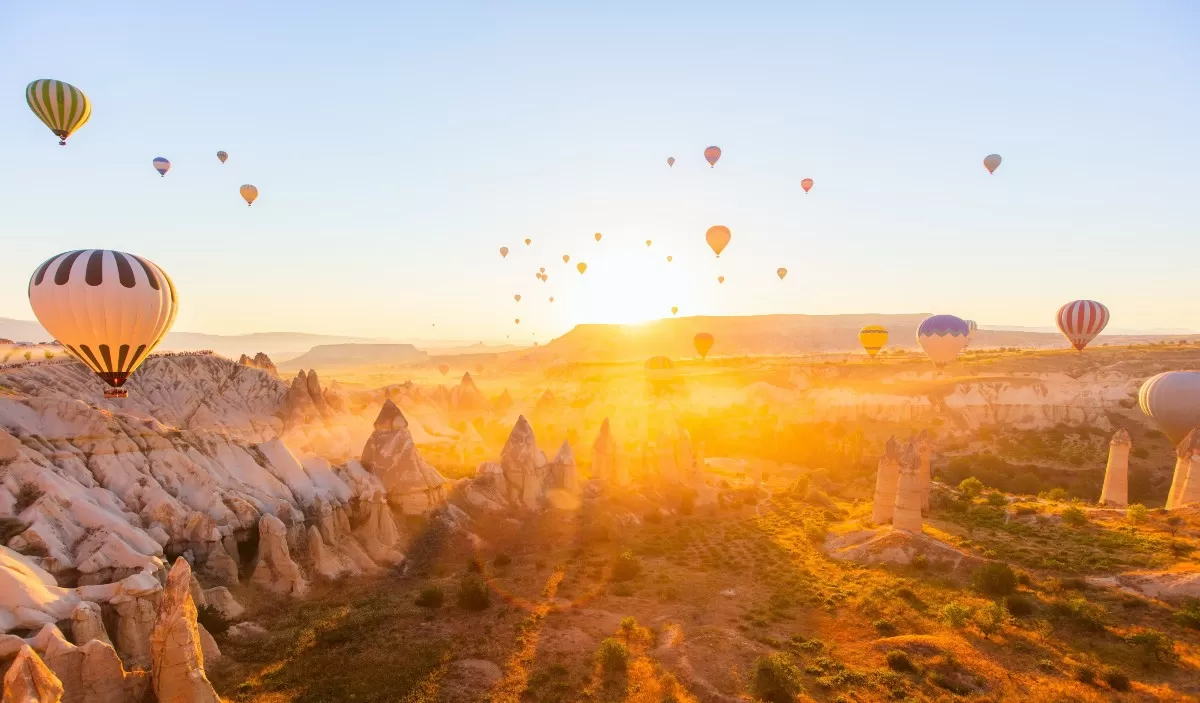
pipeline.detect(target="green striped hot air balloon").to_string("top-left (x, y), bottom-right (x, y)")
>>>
top-left (26, 79), bottom-right (92, 146)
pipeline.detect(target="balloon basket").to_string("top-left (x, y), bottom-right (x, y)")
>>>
top-left (104, 388), bottom-right (129, 399)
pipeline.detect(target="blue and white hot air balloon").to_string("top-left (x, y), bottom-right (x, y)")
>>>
top-left (916, 315), bottom-right (970, 368)
top-left (152, 157), bottom-right (171, 177)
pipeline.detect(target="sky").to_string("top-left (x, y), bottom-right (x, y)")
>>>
top-left (1, 2), bottom-right (1197, 343)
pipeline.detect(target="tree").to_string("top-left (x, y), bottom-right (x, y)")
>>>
top-left (973, 562), bottom-right (1017, 597)
top-left (1061, 506), bottom-right (1087, 527)
top-left (23, 351), bottom-right (32, 361)
top-left (959, 477), bottom-right (984, 499)
top-left (1126, 504), bottom-right (1148, 525)
top-left (975, 601), bottom-right (1009, 639)
top-left (618, 616), bottom-right (637, 644)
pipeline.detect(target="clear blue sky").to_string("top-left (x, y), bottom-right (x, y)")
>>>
top-left (2, 2), bottom-right (1197, 342)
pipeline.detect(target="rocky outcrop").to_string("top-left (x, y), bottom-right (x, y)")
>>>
top-left (2, 644), bottom-right (63, 703)
top-left (872, 437), bottom-right (901, 525)
top-left (548, 441), bottom-right (580, 494)
top-left (360, 401), bottom-right (448, 514)
top-left (68, 602), bottom-right (110, 648)
top-left (592, 418), bottom-right (626, 485)
top-left (892, 441), bottom-right (922, 533)
top-left (110, 575), bottom-right (162, 671)
top-left (825, 528), bottom-right (982, 571)
top-left (200, 587), bottom-right (244, 621)
top-left (148, 559), bottom-right (221, 703)
top-left (915, 430), bottom-right (932, 513)
top-left (1100, 428), bottom-right (1130, 507)
top-left (500, 416), bottom-right (547, 510)
top-left (449, 373), bottom-right (489, 415)
top-left (237, 352), bottom-right (278, 378)
top-left (201, 541), bottom-right (239, 587)
top-left (354, 499), bottom-right (404, 565)
top-left (1167, 428), bottom-right (1200, 510)
top-left (250, 514), bottom-right (307, 597)
top-left (42, 628), bottom-right (146, 703)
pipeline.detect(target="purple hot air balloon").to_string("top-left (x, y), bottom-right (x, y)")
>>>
top-left (916, 315), bottom-right (970, 368)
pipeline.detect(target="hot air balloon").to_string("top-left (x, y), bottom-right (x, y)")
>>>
top-left (216, 151), bottom-right (228, 164)
top-left (858, 325), bottom-right (888, 359)
top-left (704, 146), bottom-right (721, 167)
top-left (1139, 372), bottom-right (1200, 445)
top-left (152, 158), bottom-right (171, 177)
top-left (916, 315), bottom-right (970, 368)
top-left (1056, 300), bottom-right (1109, 351)
top-left (549, 297), bottom-right (554, 303)
top-left (576, 262), bottom-right (587, 274)
top-left (983, 154), bottom-right (1002, 174)
top-left (694, 333), bottom-right (714, 359)
top-left (667, 156), bottom-right (675, 167)
top-left (514, 294), bottom-right (521, 302)
top-left (438, 363), bottom-right (449, 376)
top-left (514, 318), bottom-right (520, 324)
top-left (671, 307), bottom-right (678, 315)
top-left (595, 233), bottom-right (602, 242)
top-left (666, 256), bottom-right (673, 263)
top-left (706, 226), bottom-right (731, 257)
top-left (562, 255), bottom-right (569, 263)
top-left (28, 249), bottom-right (178, 398)
top-left (646, 240), bottom-right (652, 247)
top-left (524, 238), bottom-right (532, 246)
top-left (240, 184), bottom-right (258, 206)
top-left (717, 276), bottom-right (725, 284)
top-left (801, 178), bottom-right (813, 193)
top-left (500, 247), bottom-right (509, 258)
top-left (25, 80), bottom-right (92, 145)
top-left (776, 268), bottom-right (787, 280)
top-left (539, 267), bottom-right (545, 273)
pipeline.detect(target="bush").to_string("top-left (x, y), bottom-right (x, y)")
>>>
top-left (751, 652), bottom-right (804, 703)
top-left (973, 561), bottom-right (1017, 597)
top-left (457, 574), bottom-right (490, 611)
top-left (1074, 664), bottom-right (1096, 684)
top-left (415, 585), bottom-right (444, 608)
top-left (1061, 506), bottom-right (1087, 527)
top-left (873, 619), bottom-right (896, 635)
top-left (1174, 599), bottom-right (1200, 630)
top-left (1101, 667), bottom-right (1130, 691)
top-left (618, 616), bottom-right (637, 643)
top-left (611, 551), bottom-right (642, 581)
top-left (958, 477), bottom-right (984, 499)
top-left (975, 601), bottom-right (1008, 639)
top-left (597, 638), bottom-right (628, 673)
top-left (885, 650), bottom-right (914, 672)
top-left (1124, 629), bottom-right (1179, 667)
top-left (493, 553), bottom-right (512, 567)
top-left (1040, 487), bottom-right (1069, 502)
top-left (1126, 503), bottom-right (1148, 524)
top-left (1050, 597), bottom-right (1107, 632)
top-left (985, 492), bottom-right (1007, 507)
top-left (196, 604), bottom-right (229, 635)
top-left (1004, 593), bottom-right (1037, 617)
top-left (942, 602), bottom-right (972, 629)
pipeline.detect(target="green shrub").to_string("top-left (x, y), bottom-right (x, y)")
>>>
top-left (597, 638), bottom-right (628, 673)
top-left (1126, 503), bottom-right (1148, 524)
top-left (751, 652), bottom-right (804, 703)
top-left (873, 619), bottom-right (896, 635)
top-left (885, 650), bottom-right (913, 672)
top-left (942, 602), bottom-right (972, 629)
top-left (1050, 597), bottom-right (1107, 632)
top-left (457, 573), bottom-right (490, 611)
top-left (1074, 664), bottom-right (1096, 684)
top-left (1061, 506), bottom-right (1087, 527)
top-left (1004, 593), bottom-right (1037, 617)
top-left (1124, 629), bottom-right (1179, 667)
top-left (196, 604), bottom-right (229, 635)
top-left (611, 551), bottom-right (642, 581)
top-left (975, 601), bottom-right (1008, 639)
top-left (1040, 487), bottom-right (1069, 501)
top-left (958, 477), bottom-right (984, 499)
top-left (1101, 667), bottom-right (1130, 691)
top-left (972, 561), bottom-right (1017, 596)
top-left (618, 616), bottom-right (637, 643)
top-left (985, 492), bottom-right (1007, 507)
top-left (415, 585), bottom-right (444, 608)
top-left (1174, 599), bottom-right (1200, 630)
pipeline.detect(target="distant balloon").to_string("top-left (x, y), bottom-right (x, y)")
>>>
top-left (152, 158), bottom-right (171, 177)
top-left (916, 315), bottom-right (970, 368)
top-left (1139, 372), bottom-right (1200, 444)
top-left (671, 307), bottom-right (678, 315)
top-left (524, 238), bottom-right (532, 246)
top-left (983, 154), bottom-right (1002, 174)
top-left (500, 247), bottom-right (509, 258)
top-left (801, 178), bottom-right (813, 193)
top-left (539, 267), bottom-right (545, 273)
top-left (694, 332), bottom-right (714, 359)
top-left (514, 294), bottom-right (521, 302)
top-left (239, 184), bottom-right (258, 206)
top-left (858, 325), bottom-right (889, 359)
top-left (717, 276), bottom-right (724, 284)
top-left (1056, 300), bottom-right (1109, 351)
top-left (514, 318), bottom-right (520, 324)
top-left (704, 146), bottom-right (721, 167)
top-left (562, 254), bottom-right (569, 263)
top-left (549, 297), bottom-right (554, 303)
top-left (776, 268), bottom-right (787, 280)
top-left (216, 151), bottom-right (228, 164)
top-left (26, 79), bottom-right (92, 145)
top-left (706, 226), bottom-right (731, 257)
top-left (666, 256), bottom-right (673, 263)
top-left (595, 233), bottom-right (602, 242)
top-left (576, 262), bottom-right (587, 274)
top-left (645, 240), bottom-right (652, 247)
top-left (667, 156), bottom-right (675, 167)
top-left (438, 363), bottom-right (449, 376)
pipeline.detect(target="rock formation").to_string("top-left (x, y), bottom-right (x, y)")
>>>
top-left (110, 576), bottom-right (162, 671)
top-left (892, 441), bottom-right (923, 533)
top-left (68, 602), bottom-right (111, 648)
top-left (42, 627), bottom-right (147, 703)
top-left (2, 644), bottom-right (63, 703)
top-left (449, 373), bottom-right (489, 415)
top-left (200, 587), bottom-right (244, 621)
top-left (353, 499), bottom-right (404, 565)
top-left (1099, 428), bottom-right (1130, 507)
top-left (915, 430), bottom-right (932, 513)
top-left (237, 352), bottom-right (278, 378)
top-left (548, 441), bottom-right (580, 494)
top-left (200, 541), bottom-right (240, 587)
top-left (1167, 428), bottom-right (1200, 509)
top-left (360, 400), bottom-right (448, 514)
top-left (148, 558), bottom-right (221, 703)
top-left (250, 513), bottom-right (308, 596)
top-left (592, 418), bottom-right (625, 485)
top-left (872, 437), bottom-right (902, 525)
top-left (500, 416), bottom-right (547, 510)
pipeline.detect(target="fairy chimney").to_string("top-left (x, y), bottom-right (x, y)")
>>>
top-left (872, 437), bottom-right (902, 525)
top-left (892, 440), bottom-right (923, 533)
top-left (1099, 429), bottom-right (1130, 507)
top-left (1167, 428), bottom-right (1200, 509)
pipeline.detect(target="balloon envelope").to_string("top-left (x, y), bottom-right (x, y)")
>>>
top-left (562, 254), bottom-right (569, 263)
top-left (916, 315), bottom-right (970, 368)
top-left (717, 276), bottom-right (724, 284)
top-left (645, 240), bottom-right (652, 247)
top-left (240, 184), bottom-right (258, 206)
top-left (667, 156), bottom-right (675, 167)
top-left (576, 262), bottom-right (587, 274)
top-left (524, 238), bottom-right (531, 246)
top-left (26, 79), bottom-right (92, 145)
top-left (671, 307), bottom-right (678, 315)
top-left (595, 233), bottom-right (602, 242)
top-left (1056, 300), bottom-right (1109, 351)
top-left (153, 158), bottom-right (170, 176)
top-left (983, 154), bottom-right (1002, 174)
top-left (704, 146), bottom-right (721, 167)
top-left (500, 247), bottom-right (509, 258)
top-left (28, 249), bottom-right (178, 396)
top-left (438, 363), bottom-right (449, 376)
top-left (776, 267), bottom-right (787, 280)
top-left (694, 333), bottom-right (714, 359)
top-left (706, 226), bottom-right (731, 257)
top-left (216, 151), bottom-right (228, 164)
top-left (514, 294), bottom-right (521, 302)
top-left (801, 178), bottom-right (813, 193)
top-left (859, 325), bottom-right (889, 358)
top-left (1139, 371), bottom-right (1200, 444)
top-left (666, 256), bottom-right (672, 262)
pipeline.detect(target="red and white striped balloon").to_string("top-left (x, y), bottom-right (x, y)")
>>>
top-left (1056, 300), bottom-right (1110, 351)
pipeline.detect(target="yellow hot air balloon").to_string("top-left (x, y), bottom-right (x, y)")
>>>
top-left (693, 332), bottom-right (714, 359)
top-left (240, 184), bottom-right (258, 206)
top-left (776, 267), bottom-right (787, 280)
top-left (706, 226), bottom-right (731, 257)
top-left (500, 247), bottom-right (509, 258)
top-left (26, 80), bottom-right (92, 146)
top-left (562, 254), bottom-right (569, 263)
top-left (524, 238), bottom-right (532, 246)
top-left (858, 325), bottom-right (889, 359)
top-left (576, 262), bottom-right (587, 274)
top-left (28, 250), bottom-right (178, 398)
top-left (671, 307), bottom-right (678, 315)
top-left (645, 240), bottom-right (652, 247)
top-left (514, 294), bottom-right (521, 302)
top-left (595, 233), bottom-right (602, 242)
top-left (717, 276), bottom-right (725, 284)
top-left (666, 256), bottom-right (673, 263)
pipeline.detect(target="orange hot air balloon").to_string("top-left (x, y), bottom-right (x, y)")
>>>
top-left (776, 267), bottom-right (788, 280)
top-left (438, 363), bottom-right (449, 376)
top-left (693, 332), bottom-right (714, 359)
top-left (801, 178), bottom-right (813, 193)
top-left (705, 226), bottom-right (731, 257)
top-left (717, 276), bottom-right (725, 284)
top-left (576, 262), bottom-right (587, 274)
top-left (524, 238), bottom-right (532, 246)
top-left (239, 184), bottom-right (258, 206)
top-left (671, 307), bottom-right (678, 315)
top-left (562, 254), bottom-right (569, 263)
top-left (549, 297), bottom-right (554, 302)
top-left (500, 247), bottom-right (509, 258)
top-left (514, 318), bottom-right (520, 324)
top-left (514, 294), bottom-right (521, 302)
top-left (666, 256), bottom-right (673, 262)
top-left (704, 146), bottom-right (721, 167)
top-left (539, 267), bottom-right (545, 273)
top-left (594, 233), bottom-right (602, 242)
top-left (645, 240), bottom-right (652, 247)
